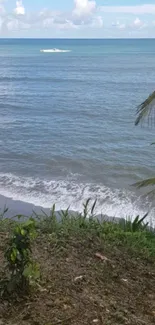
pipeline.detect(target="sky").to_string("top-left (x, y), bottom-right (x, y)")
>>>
top-left (1, 0), bottom-right (155, 38)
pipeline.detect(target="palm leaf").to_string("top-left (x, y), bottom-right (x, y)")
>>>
top-left (133, 177), bottom-right (155, 188)
top-left (134, 92), bottom-right (155, 196)
top-left (135, 91), bottom-right (155, 126)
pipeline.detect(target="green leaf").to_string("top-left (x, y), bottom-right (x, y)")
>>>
top-left (133, 178), bottom-right (155, 188)
top-left (137, 213), bottom-right (148, 225)
top-left (51, 204), bottom-right (56, 217)
top-left (132, 215), bottom-right (139, 225)
top-left (17, 215), bottom-right (23, 220)
top-left (83, 198), bottom-right (91, 218)
top-left (135, 91), bottom-right (155, 126)
top-left (91, 199), bottom-right (97, 215)
top-left (14, 225), bottom-right (21, 234)
top-left (131, 214), bottom-right (148, 232)
top-left (11, 248), bottom-right (17, 263)
top-left (24, 219), bottom-right (35, 227)
top-left (21, 229), bottom-right (26, 236)
top-left (23, 265), bottom-right (32, 278)
top-left (61, 207), bottom-right (69, 219)
top-left (23, 263), bottom-right (40, 280)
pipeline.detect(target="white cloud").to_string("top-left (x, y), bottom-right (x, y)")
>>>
top-left (42, 18), bottom-right (53, 28)
top-left (0, 1), bottom-right (153, 37)
top-left (14, 0), bottom-right (25, 16)
top-left (133, 17), bottom-right (144, 28)
top-left (92, 15), bottom-right (103, 28)
top-left (112, 16), bottom-right (147, 32)
top-left (71, 0), bottom-right (97, 27)
top-left (99, 4), bottom-right (155, 15)
top-left (0, 16), bottom-right (4, 30)
top-left (56, 21), bottom-right (78, 30)
top-left (112, 21), bottom-right (126, 30)
top-left (13, 0), bottom-right (98, 32)
top-left (7, 19), bottom-right (30, 31)
top-left (112, 17), bottom-right (147, 33)
top-left (119, 23), bottom-right (126, 30)
top-left (42, 16), bottom-right (78, 30)
top-left (73, 0), bottom-right (96, 17)
top-left (0, 0), bottom-right (5, 14)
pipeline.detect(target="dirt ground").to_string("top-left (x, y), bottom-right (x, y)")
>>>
top-left (0, 231), bottom-right (155, 325)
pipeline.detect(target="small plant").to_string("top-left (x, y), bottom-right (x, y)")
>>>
top-left (0, 206), bottom-right (12, 233)
top-left (0, 205), bottom-right (9, 219)
top-left (3, 217), bottom-right (40, 294)
top-left (132, 214), bottom-right (149, 232)
top-left (119, 214), bottom-right (149, 232)
top-left (36, 204), bottom-right (58, 233)
top-left (82, 198), bottom-right (97, 219)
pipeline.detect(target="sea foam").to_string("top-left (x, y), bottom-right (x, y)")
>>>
top-left (0, 172), bottom-right (154, 223)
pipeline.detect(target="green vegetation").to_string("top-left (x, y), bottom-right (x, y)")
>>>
top-left (0, 201), bottom-right (155, 325)
top-left (3, 217), bottom-right (39, 296)
top-left (134, 91), bottom-right (155, 192)
top-left (135, 90), bottom-right (155, 126)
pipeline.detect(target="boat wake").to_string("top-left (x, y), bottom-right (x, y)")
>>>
top-left (40, 48), bottom-right (71, 53)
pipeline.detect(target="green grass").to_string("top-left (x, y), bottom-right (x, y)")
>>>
top-left (1, 200), bottom-right (155, 260)
top-left (36, 212), bottom-right (155, 259)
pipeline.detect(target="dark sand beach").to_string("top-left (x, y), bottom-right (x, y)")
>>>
top-left (0, 194), bottom-right (51, 218)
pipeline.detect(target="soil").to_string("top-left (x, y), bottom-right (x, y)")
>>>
top-left (0, 232), bottom-right (155, 325)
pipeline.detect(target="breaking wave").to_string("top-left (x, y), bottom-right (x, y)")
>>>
top-left (0, 173), bottom-right (154, 222)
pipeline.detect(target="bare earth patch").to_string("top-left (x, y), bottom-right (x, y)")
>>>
top-left (0, 230), bottom-right (155, 325)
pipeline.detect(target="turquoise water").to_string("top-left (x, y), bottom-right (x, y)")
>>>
top-left (0, 38), bottom-right (155, 218)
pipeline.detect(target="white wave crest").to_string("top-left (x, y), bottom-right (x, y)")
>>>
top-left (0, 172), bottom-right (154, 222)
top-left (40, 48), bottom-right (71, 53)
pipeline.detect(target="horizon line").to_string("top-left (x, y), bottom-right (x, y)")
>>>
top-left (0, 37), bottom-right (155, 40)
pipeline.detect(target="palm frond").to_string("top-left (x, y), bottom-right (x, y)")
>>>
top-left (144, 188), bottom-right (155, 198)
top-left (135, 91), bottom-right (155, 126)
top-left (133, 177), bottom-right (155, 188)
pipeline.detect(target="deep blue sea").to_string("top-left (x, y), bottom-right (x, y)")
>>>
top-left (0, 38), bottom-right (155, 219)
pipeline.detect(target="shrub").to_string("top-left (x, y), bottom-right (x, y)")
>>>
top-left (3, 217), bottom-right (40, 295)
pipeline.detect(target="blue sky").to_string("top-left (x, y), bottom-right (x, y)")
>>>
top-left (1, 0), bottom-right (155, 38)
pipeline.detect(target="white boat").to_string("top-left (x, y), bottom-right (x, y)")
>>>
top-left (40, 48), bottom-right (71, 53)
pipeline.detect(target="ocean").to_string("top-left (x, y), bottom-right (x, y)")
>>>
top-left (0, 38), bottom-right (155, 219)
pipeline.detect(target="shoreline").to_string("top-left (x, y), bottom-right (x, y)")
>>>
top-left (0, 193), bottom-right (51, 218)
top-left (0, 193), bottom-right (124, 224)
top-left (1, 193), bottom-right (154, 231)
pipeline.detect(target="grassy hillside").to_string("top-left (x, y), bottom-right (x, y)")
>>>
top-left (0, 204), bottom-right (155, 325)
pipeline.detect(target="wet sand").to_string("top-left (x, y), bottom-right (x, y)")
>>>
top-left (0, 193), bottom-right (51, 218)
